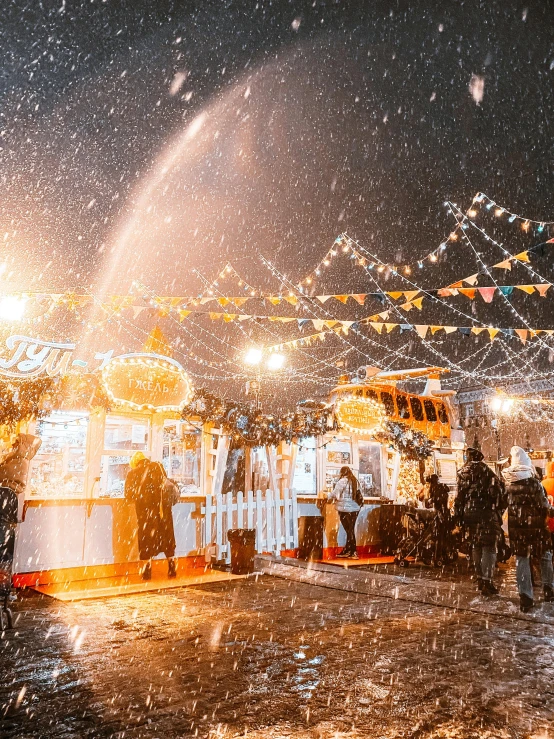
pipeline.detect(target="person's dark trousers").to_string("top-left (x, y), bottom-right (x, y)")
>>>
top-left (339, 511), bottom-right (359, 555)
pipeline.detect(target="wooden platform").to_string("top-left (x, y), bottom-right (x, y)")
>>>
top-left (318, 555), bottom-right (395, 568)
top-left (30, 569), bottom-right (244, 602)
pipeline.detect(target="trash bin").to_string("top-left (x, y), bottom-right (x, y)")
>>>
top-left (227, 529), bottom-right (256, 575)
top-left (298, 516), bottom-right (324, 561)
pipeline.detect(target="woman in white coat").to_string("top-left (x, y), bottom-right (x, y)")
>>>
top-left (327, 466), bottom-right (361, 559)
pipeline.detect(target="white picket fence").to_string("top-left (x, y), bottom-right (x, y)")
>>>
top-left (202, 489), bottom-right (299, 562)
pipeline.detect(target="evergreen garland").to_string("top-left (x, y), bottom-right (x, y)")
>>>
top-left (376, 420), bottom-right (434, 461)
top-left (0, 377), bottom-right (56, 429)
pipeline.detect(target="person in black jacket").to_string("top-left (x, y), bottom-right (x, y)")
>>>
top-left (454, 447), bottom-right (507, 596)
top-left (502, 446), bottom-right (554, 613)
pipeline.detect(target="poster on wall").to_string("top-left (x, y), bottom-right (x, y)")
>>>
top-left (357, 441), bottom-right (382, 496)
top-left (293, 442), bottom-right (317, 494)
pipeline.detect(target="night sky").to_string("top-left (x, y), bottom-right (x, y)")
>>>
top-left (2, 0), bottom-right (554, 401)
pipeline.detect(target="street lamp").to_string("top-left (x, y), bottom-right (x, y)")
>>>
top-left (489, 393), bottom-right (515, 460)
top-left (242, 348), bottom-right (286, 409)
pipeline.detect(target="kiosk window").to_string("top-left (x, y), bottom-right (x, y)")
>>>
top-left (410, 397), bottom-right (424, 421)
top-left (437, 402), bottom-right (449, 424)
top-left (396, 394), bottom-right (410, 419)
top-left (424, 399), bottom-right (437, 422)
top-left (365, 389), bottom-right (378, 402)
top-left (380, 392), bottom-right (395, 417)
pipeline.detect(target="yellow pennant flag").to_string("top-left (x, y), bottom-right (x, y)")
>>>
top-left (324, 320), bottom-right (339, 328)
top-left (231, 297), bottom-right (249, 307)
top-left (223, 314), bottom-right (237, 322)
top-left (208, 312), bottom-right (223, 320)
top-left (283, 296), bottom-right (298, 305)
top-left (217, 297), bottom-right (230, 307)
top-left (515, 285), bottom-right (535, 294)
top-left (444, 326), bottom-right (458, 334)
top-left (311, 319), bottom-right (325, 331)
top-left (411, 297), bottom-right (424, 310)
top-left (399, 301), bottom-right (414, 311)
top-left (514, 251), bottom-right (530, 262)
top-left (178, 309), bottom-right (191, 322)
top-left (267, 297), bottom-right (282, 305)
top-left (387, 292), bottom-right (403, 300)
top-left (487, 328), bottom-right (500, 341)
top-left (370, 322), bottom-right (384, 334)
top-left (471, 327), bottom-right (486, 335)
top-left (403, 290), bottom-right (420, 302)
top-left (385, 323), bottom-right (398, 333)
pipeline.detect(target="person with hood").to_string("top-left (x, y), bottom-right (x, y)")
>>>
top-left (502, 446), bottom-right (554, 613)
top-left (0, 433), bottom-right (42, 575)
top-left (124, 452), bottom-right (177, 580)
top-left (326, 466), bottom-right (362, 559)
top-left (454, 447), bottom-right (507, 596)
top-left (0, 433), bottom-right (42, 524)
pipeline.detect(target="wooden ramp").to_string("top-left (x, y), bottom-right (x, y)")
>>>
top-left (31, 569), bottom-right (244, 602)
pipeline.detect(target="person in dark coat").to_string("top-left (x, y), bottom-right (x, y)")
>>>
top-left (426, 474), bottom-right (450, 515)
top-left (125, 452), bottom-right (177, 580)
top-left (0, 433), bottom-right (42, 574)
top-left (454, 447), bottom-right (507, 596)
top-left (502, 446), bottom-right (554, 612)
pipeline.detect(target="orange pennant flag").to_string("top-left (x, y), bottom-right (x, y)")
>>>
top-left (334, 295), bottom-right (349, 304)
top-left (414, 325), bottom-right (429, 339)
top-left (217, 297), bottom-right (230, 307)
top-left (458, 288), bottom-right (476, 299)
top-left (324, 320), bottom-right (339, 328)
top-left (448, 281), bottom-right (464, 289)
top-left (231, 297), bottom-right (249, 307)
top-left (351, 294), bottom-right (366, 305)
top-left (535, 284), bottom-right (551, 297)
top-left (516, 285), bottom-right (535, 294)
top-left (283, 296), bottom-right (298, 305)
top-left (387, 292), bottom-right (403, 300)
top-left (400, 301), bottom-right (413, 311)
top-left (403, 290), bottom-right (420, 302)
top-left (437, 288), bottom-right (453, 297)
top-left (515, 329), bottom-right (528, 344)
top-left (411, 297), bottom-right (424, 310)
top-left (430, 326), bottom-right (443, 335)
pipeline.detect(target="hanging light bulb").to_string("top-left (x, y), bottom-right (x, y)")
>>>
top-left (468, 208), bottom-right (478, 218)
top-left (495, 208), bottom-right (504, 217)
top-left (430, 254), bottom-right (438, 262)
top-left (522, 220), bottom-right (530, 232)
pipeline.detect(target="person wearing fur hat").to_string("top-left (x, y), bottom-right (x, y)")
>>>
top-left (502, 446), bottom-right (554, 613)
top-left (454, 447), bottom-right (507, 596)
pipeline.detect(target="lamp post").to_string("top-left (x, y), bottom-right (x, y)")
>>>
top-left (489, 394), bottom-right (514, 460)
top-left (243, 347), bottom-right (286, 411)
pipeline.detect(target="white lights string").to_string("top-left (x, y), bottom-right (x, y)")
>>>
top-left (470, 192), bottom-right (554, 231)
top-left (192, 269), bottom-right (353, 383)
top-left (85, 288), bottom-right (241, 383)
top-left (344, 234), bottom-right (538, 384)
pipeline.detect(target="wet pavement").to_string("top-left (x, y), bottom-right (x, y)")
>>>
top-left (2, 573), bottom-right (554, 738)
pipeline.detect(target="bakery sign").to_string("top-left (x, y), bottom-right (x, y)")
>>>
top-left (335, 396), bottom-right (385, 436)
top-left (101, 353), bottom-right (194, 412)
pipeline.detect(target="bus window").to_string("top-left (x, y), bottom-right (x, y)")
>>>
top-left (410, 396), bottom-right (424, 421)
top-left (365, 389), bottom-right (378, 402)
top-left (380, 391), bottom-right (395, 417)
top-left (423, 399), bottom-right (437, 422)
top-left (354, 388), bottom-right (363, 396)
top-left (437, 402), bottom-right (449, 424)
top-left (396, 393), bottom-right (411, 419)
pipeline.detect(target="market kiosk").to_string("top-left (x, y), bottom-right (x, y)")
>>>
top-left (11, 350), bottom-right (221, 580)
top-left (288, 366), bottom-right (464, 558)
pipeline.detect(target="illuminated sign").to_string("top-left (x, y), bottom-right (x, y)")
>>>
top-left (101, 353), bottom-right (193, 412)
top-left (0, 335), bottom-right (114, 378)
top-left (335, 397), bottom-right (384, 435)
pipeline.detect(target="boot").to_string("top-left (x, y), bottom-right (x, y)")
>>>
top-left (481, 580), bottom-right (499, 596)
top-left (544, 585), bottom-right (554, 603)
top-left (168, 557), bottom-right (177, 579)
top-left (476, 578), bottom-right (485, 593)
top-left (141, 561), bottom-right (152, 581)
top-left (520, 593), bottom-right (534, 613)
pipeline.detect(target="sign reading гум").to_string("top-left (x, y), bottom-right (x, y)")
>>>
top-left (335, 397), bottom-right (383, 435)
top-left (101, 353), bottom-right (193, 412)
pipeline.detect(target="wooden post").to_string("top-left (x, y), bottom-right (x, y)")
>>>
top-left (244, 446), bottom-right (253, 494)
